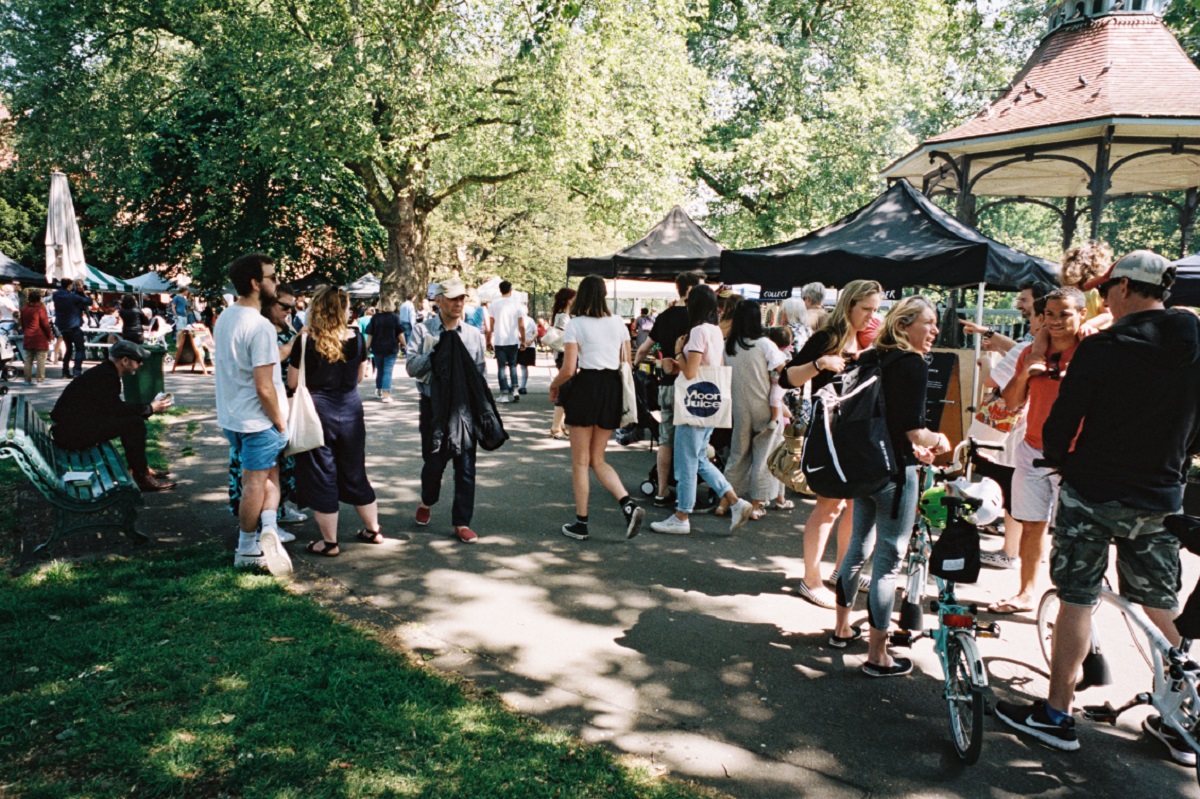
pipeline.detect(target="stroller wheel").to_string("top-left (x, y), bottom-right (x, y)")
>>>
top-left (640, 479), bottom-right (656, 497)
top-left (694, 487), bottom-right (719, 513)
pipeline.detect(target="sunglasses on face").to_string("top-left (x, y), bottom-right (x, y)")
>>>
top-left (1046, 351), bottom-right (1062, 381)
top-left (1097, 279), bottom-right (1121, 300)
top-left (278, 302), bottom-right (295, 310)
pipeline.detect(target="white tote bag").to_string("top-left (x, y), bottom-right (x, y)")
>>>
top-left (619, 362), bottom-right (638, 428)
top-left (673, 365), bottom-right (733, 428)
top-left (284, 334), bottom-right (325, 456)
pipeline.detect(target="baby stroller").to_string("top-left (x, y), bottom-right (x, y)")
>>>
top-left (0, 328), bottom-right (14, 386)
top-left (638, 444), bottom-right (727, 512)
top-left (614, 369), bottom-right (660, 446)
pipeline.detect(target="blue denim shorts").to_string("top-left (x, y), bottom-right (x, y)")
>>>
top-left (225, 427), bottom-right (287, 472)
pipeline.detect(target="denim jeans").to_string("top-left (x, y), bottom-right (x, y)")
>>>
top-left (494, 344), bottom-right (519, 392)
top-left (836, 465), bottom-right (920, 631)
top-left (673, 423), bottom-right (732, 514)
top-left (374, 353), bottom-right (397, 391)
top-left (419, 396), bottom-right (476, 526)
top-left (61, 327), bottom-right (85, 374)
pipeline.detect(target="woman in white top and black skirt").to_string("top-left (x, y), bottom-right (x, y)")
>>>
top-left (549, 275), bottom-right (644, 541)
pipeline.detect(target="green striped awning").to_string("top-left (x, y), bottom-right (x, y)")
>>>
top-left (82, 264), bottom-right (134, 292)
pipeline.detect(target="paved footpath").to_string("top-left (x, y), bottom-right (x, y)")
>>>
top-left (31, 355), bottom-right (1197, 799)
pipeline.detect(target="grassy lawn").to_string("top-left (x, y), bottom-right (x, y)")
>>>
top-left (0, 549), bottom-right (717, 799)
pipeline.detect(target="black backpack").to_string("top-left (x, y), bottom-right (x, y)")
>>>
top-left (800, 349), bottom-right (901, 499)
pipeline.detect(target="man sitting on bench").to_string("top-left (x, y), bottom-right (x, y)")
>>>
top-left (51, 340), bottom-right (176, 492)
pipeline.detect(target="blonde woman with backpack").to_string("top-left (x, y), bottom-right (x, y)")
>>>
top-left (828, 295), bottom-right (949, 676)
top-left (778, 279), bottom-right (883, 609)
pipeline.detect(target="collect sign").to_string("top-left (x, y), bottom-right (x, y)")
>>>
top-left (683, 381), bottom-right (723, 417)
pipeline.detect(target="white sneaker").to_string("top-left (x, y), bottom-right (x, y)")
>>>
top-left (381, 394), bottom-right (394, 404)
top-left (274, 528), bottom-right (296, 543)
top-left (498, 394), bottom-right (511, 404)
top-left (650, 514), bottom-right (691, 535)
top-left (981, 551), bottom-right (1019, 570)
top-left (511, 389), bottom-right (520, 403)
top-left (729, 499), bottom-right (753, 532)
top-left (258, 528), bottom-right (293, 577)
top-left (278, 505), bottom-right (308, 525)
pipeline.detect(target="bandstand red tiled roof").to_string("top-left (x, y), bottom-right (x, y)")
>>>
top-left (929, 14), bottom-right (1200, 144)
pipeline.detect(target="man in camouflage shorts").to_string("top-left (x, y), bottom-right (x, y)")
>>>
top-left (995, 251), bottom-right (1200, 759)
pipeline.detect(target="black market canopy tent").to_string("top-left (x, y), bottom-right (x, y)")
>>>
top-left (720, 181), bottom-right (1058, 294)
top-left (0, 251), bottom-right (51, 284)
top-left (1171, 255), bottom-right (1200, 308)
top-left (568, 206), bottom-right (724, 281)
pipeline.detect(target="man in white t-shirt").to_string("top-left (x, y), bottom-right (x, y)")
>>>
top-left (214, 253), bottom-right (292, 576)
top-left (0, 284), bottom-right (19, 329)
top-left (488, 280), bottom-right (526, 403)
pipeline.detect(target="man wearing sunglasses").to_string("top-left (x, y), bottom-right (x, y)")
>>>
top-left (997, 250), bottom-right (1200, 758)
top-left (991, 287), bottom-right (1087, 617)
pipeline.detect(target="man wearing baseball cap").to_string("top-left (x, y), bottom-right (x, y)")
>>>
top-left (405, 277), bottom-right (488, 543)
top-left (996, 250), bottom-right (1200, 760)
top-left (51, 340), bottom-right (176, 492)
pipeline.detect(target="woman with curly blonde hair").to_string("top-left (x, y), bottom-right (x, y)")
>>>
top-left (288, 285), bottom-right (383, 555)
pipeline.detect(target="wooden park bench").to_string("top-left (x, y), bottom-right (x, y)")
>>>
top-left (0, 395), bottom-right (146, 552)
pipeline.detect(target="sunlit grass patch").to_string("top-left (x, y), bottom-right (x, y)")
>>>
top-left (0, 546), bottom-right (726, 799)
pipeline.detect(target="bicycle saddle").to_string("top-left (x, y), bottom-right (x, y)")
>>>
top-left (1166, 514), bottom-right (1200, 556)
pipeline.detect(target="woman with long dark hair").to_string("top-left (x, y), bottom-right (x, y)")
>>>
top-left (549, 276), bottom-right (643, 541)
top-left (778, 279), bottom-right (884, 608)
top-left (288, 286), bottom-right (383, 555)
top-left (829, 295), bottom-right (949, 675)
top-left (720, 301), bottom-right (787, 519)
top-left (547, 287), bottom-right (576, 439)
top-left (650, 285), bottom-right (752, 535)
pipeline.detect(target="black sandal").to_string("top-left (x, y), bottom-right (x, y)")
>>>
top-left (306, 540), bottom-right (340, 557)
top-left (356, 529), bottom-right (385, 544)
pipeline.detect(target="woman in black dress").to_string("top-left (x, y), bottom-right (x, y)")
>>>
top-left (288, 286), bottom-right (383, 555)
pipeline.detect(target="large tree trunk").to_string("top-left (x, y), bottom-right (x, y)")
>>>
top-left (375, 191), bottom-right (429, 311)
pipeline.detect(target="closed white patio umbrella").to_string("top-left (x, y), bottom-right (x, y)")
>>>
top-left (45, 171), bottom-right (86, 282)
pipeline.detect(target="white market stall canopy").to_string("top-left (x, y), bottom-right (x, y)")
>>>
top-left (605, 279), bottom-right (681, 302)
top-left (343, 273), bottom-right (380, 298)
top-left (126, 271), bottom-right (178, 293)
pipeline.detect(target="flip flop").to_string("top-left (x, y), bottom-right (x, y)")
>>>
top-left (306, 540), bottom-right (340, 557)
top-left (772, 500), bottom-right (795, 511)
top-left (986, 599), bottom-right (1033, 615)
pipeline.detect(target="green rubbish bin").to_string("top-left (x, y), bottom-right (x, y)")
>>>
top-left (121, 345), bottom-right (167, 405)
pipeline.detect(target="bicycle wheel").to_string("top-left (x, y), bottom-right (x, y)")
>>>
top-left (1036, 589), bottom-right (1059, 668)
top-left (945, 634), bottom-right (984, 764)
top-left (1036, 588), bottom-right (1163, 691)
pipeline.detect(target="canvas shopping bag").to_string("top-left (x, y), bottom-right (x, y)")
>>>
top-left (284, 335), bottom-right (325, 456)
top-left (673, 365), bottom-right (733, 428)
top-left (619, 362), bottom-right (638, 428)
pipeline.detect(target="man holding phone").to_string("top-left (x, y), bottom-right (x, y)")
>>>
top-left (51, 339), bottom-right (176, 492)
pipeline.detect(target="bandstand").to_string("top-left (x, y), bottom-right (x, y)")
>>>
top-left (885, 0), bottom-right (1200, 256)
